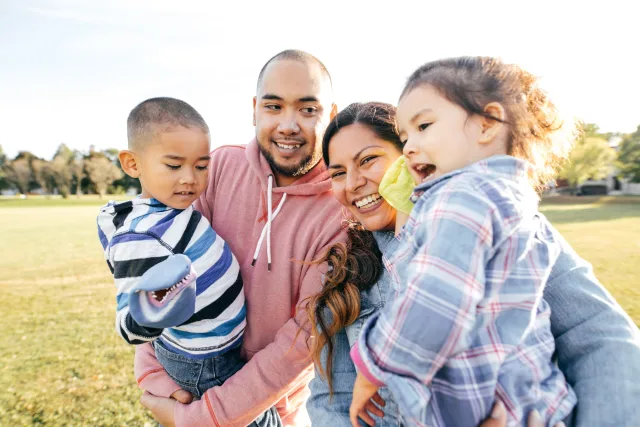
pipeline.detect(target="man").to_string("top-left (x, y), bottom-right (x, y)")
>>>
top-left (135, 50), bottom-right (343, 427)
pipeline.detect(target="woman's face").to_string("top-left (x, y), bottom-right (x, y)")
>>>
top-left (327, 123), bottom-right (402, 232)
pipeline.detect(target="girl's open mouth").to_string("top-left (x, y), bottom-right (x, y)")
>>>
top-left (412, 163), bottom-right (437, 182)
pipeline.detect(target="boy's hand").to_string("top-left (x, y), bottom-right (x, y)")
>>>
top-left (170, 389), bottom-right (193, 404)
top-left (350, 372), bottom-right (381, 426)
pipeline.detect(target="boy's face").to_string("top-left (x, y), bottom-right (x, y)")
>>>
top-left (136, 126), bottom-right (211, 210)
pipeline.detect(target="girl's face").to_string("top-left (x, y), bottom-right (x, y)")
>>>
top-left (397, 84), bottom-right (488, 185)
top-left (327, 123), bottom-right (402, 232)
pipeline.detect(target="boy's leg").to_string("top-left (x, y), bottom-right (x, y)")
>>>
top-left (197, 346), bottom-right (283, 427)
top-left (152, 340), bottom-right (201, 397)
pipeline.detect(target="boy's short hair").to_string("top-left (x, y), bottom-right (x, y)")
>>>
top-left (127, 97), bottom-right (209, 150)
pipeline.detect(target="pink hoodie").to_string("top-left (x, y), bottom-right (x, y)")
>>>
top-left (134, 140), bottom-right (345, 426)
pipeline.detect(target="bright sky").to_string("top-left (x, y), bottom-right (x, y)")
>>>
top-left (1, 0), bottom-right (638, 159)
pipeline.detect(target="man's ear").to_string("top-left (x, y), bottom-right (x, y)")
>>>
top-left (479, 102), bottom-right (506, 144)
top-left (330, 103), bottom-right (338, 120)
top-left (118, 150), bottom-right (141, 178)
top-left (252, 96), bottom-right (257, 127)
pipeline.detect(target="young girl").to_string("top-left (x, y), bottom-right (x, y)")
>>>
top-left (349, 57), bottom-right (578, 427)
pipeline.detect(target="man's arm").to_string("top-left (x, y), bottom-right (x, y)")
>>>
top-left (545, 229), bottom-right (640, 427)
top-left (135, 342), bottom-right (183, 398)
top-left (172, 253), bottom-right (329, 426)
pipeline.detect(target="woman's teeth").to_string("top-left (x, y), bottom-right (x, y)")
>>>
top-left (276, 142), bottom-right (301, 150)
top-left (355, 193), bottom-right (382, 209)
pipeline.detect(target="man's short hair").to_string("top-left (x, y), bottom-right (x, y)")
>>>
top-left (256, 49), bottom-right (332, 92)
top-left (127, 97), bottom-right (209, 150)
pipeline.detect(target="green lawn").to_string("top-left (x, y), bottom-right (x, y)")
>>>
top-left (0, 195), bottom-right (638, 425)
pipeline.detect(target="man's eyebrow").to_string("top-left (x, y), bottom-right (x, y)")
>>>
top-left (298, 96), bottom-right (319, 103)
top-left (261, 94), bottom-right (283, 101)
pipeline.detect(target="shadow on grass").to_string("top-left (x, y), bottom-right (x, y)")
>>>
top-left (541, 203), bottom-right (640, 224)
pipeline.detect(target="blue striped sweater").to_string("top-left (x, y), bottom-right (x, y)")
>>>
top-left (97, 197), bottom-right (246, 359)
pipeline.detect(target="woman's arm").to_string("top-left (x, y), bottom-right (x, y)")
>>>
top-left (545, 229), bottom-right (640, 427)
top-left (308, 328), bottom-right (386, 427)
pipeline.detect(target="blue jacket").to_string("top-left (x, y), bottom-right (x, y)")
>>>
top-left (307, 228), bottom-right (640, 426)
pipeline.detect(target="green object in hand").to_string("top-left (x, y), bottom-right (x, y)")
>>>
top-left (379, 155), bottom-right (416, 215)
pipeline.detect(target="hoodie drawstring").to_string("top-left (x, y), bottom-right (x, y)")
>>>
top-left (251, 174), bottom-right (287, 271)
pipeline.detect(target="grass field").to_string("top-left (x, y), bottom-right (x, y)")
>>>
top-left (0, 195), bottom-right (638, 426)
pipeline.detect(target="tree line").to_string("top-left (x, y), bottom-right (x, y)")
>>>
top-left (1, 123), bottom-right (639, 198)
top-left (558, 123), bottom-right (640, 188)
top-left (0, 144), bottom-right (140, 198)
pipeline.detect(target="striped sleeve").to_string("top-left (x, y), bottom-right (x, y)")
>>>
top-left (97, 204), bottom-right (174, 345)
top-left (111, 232), bottom-right (173, 344)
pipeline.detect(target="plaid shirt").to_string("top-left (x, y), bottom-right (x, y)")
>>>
top-left (352, 156), bottom-right (576, 426)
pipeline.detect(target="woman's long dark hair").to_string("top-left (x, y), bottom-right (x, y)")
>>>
top-left (306, 102), bottom-right (403, 394)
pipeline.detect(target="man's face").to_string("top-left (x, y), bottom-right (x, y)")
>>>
top-left (253, 59), bottom-right (335, 183)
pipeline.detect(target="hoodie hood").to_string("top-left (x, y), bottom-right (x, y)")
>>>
top-left (245, 138), bottom-right (332, 197)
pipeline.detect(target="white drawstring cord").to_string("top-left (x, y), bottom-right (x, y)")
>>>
top-left (267, 175), bottom-right (273, 271)
top-left (251, 175), bottom-right (287, 271)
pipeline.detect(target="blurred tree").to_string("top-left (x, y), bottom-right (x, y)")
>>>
top-left (70, 150), bottom-right (86, 198)
top-left (559, 136), bottom-right (617, 188)
top-left (49, 144), bottom-right (76, 198)
top-left (84, 154), bottom-right (123, 198)
top-left (617, 125), bottom-right (640, 183)
top-left (4, 158), bottom-right (33, 195)
top-left (0, 145), bottom-right (8, 190)
top-left (32, 158), bottom-right (55, 194)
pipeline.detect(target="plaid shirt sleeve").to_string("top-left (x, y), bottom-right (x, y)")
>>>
top-left (352, 180), bottom-right (500, 388)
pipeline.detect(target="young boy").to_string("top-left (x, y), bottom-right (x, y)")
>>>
top-left (97, 97), bottom-right (281, 426)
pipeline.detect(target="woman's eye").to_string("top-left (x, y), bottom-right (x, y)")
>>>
top-left (418, 123), bottom-right (431, 131)
top-left (361, 156), bottom-right (377, 165)
top-left (166, 164), bottom-right (180, 170)
top-left (196, 165), bottom-right (208, 171)
top-left (331, 171), bottom-right (345, 179)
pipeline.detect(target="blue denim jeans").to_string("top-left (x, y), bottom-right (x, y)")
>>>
top-left (153, 340), bottom-right (282, 427)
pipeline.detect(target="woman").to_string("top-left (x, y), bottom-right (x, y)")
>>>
top-left (305, 102), bottom-right (640, 426)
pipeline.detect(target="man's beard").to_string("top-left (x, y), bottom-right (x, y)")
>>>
top-left (258, 141), bottom-right (322, 178)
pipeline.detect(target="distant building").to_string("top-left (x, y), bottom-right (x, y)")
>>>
top-left (577, 136), bottom-right (640, 195)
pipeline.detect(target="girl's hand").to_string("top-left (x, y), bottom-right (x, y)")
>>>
top-left (479, 401), bottom-right (567, 427)
top-left (350, 372), bottom-right (381, 426)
